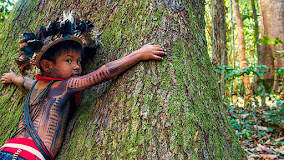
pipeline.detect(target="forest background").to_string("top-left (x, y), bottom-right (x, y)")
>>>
top-left (0, 0), bottom-right (283, 159)
top-left (206, 0), bottom-right (284, 159)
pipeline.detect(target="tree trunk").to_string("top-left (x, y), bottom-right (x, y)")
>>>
top-left (260, 0), bottom-right (284, 91)
top-left (229, 0), bottom-right (238, 104)
top-left (251, 0), bottom-right (266, 106)
top-left (210, 0), bottom-right (227, 96)
top-left (233, 0), bottom-right (251, 96)
top-left (0, 0), bottom-right (245, 159)
top-left (251, 0), bottom-right (261, 67)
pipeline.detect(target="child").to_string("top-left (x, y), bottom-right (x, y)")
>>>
top-left (0, 14), bottom-right (166, 160)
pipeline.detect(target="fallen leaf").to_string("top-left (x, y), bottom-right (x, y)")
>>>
top-left (257, 144), bottom-right (274, 154)
top-left (253, 125), bottom-right (269, 131)
top-left (247, 154), bottom-right (257, 160)
top-left (259, 134), bottom-right (271, 143)
top-left (248, 154), bottom-right (259, 158)
top-left (194, 131), bottom-right (198, 140)
top-left (274, 146), bottom-right (284, 154)
top-left (264, 139), bottom-right (272, 146)
top-left (274, 137), bottom-right (284, 142)
top-left (258, 154), bottom-right (279, 160)
top-left (241, 113), bottom-right (250, 119)
top-left (262, 147), bottom-right (274, 154)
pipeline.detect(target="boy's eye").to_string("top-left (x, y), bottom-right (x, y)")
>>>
top-left (77, 60), bottom-right (81, 64)
top-left (66, 59), bottom-right (72, 63)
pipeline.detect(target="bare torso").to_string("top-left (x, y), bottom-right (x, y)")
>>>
top-left (15, 81), bottom-right (72, 155)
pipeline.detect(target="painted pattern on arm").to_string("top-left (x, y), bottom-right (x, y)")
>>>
top-left (66, 56), bottom-right (140, 93)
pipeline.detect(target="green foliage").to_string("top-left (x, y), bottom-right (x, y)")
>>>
top-left (276, 67), bottom-right (284, 77)
top-left (0, 0), bottom-right (14, 26)
top-left (214, 65), bottom-right (269, 80)
top-left (214, 65), bottom-right (284, 97)
top-left (260, 35), bottom-right (283, 47)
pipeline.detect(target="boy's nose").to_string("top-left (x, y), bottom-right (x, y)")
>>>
top-left (74, 63), bottom-right (80, 70)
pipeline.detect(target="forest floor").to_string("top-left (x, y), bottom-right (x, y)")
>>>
top-left (227, 96), bottom-right (284, 160)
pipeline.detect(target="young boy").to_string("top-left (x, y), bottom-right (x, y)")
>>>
top-left (0, 16), bottom-right (166, 160)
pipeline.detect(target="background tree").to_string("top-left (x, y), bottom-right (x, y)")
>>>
top-left (0, 0), bottom-right (245, 159)
top-left (259, 0), bottom-right (284, 91)
top-left (233, 0), bottom-right (251, 96)
top-left (251, 0), bottom-right (267, 106)
top-left (210, 0), bottom-right (227, 96)
top-left (251, 0), bottom-right (261, 67)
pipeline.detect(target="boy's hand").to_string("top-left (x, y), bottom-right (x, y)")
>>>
top-left (1, 70), bottom-right (35, 90)
top-left (136, 44), bottom-right (166, 61)
top-left (1, 70), bottom-right (18, 84)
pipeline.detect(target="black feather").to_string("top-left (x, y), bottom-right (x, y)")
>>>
top-left (27, 40), bottom-right (44, 51)
top-left (75, 20), bottom-right (87, 32)
top-left (60, 20), bottom-right (74, 36)
top-left (36, 26), bottom-right (47, 40)
top-left (21, 33), bottom-right (36, 43)
top-left (75, 20), bottom-right (94, 32)
top-left (86, 20), bottom-right (94, 29)
top-left (46, 21), bottom-right (60, 36)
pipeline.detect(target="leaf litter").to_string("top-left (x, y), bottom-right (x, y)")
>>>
top-left (228, 96), bottom-right (284, 160)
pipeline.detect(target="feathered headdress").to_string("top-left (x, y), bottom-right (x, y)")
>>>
top-left (14, 11), bottom-right (97, 75)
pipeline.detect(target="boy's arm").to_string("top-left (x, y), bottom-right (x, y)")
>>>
top-left (66, 44), bottom-right (166, 93)
top-left (1, 70), bottom-right (35, 90)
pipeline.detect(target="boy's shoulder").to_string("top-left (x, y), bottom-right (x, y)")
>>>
top-left (33, 80), bottom-right (67, 94)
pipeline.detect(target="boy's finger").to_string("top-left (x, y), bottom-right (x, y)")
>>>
top-left (153, 45), bottom-right (166, 51)
top-left (155, 47), bottom-right (166, 52)
top-left (151, 45), bottom-right (162, 48)
top-left (155, 51), bottom-right (167, 56)
top-left (153, 55), bottom-right (163, 60)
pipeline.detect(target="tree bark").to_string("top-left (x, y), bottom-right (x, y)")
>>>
top-left (229, 0), bottom-right (238, 104)
top-left (210, 0), bottom-right (227, 96)
top-left (233, 0), bottom-right (251, 96)
top-left (260, 0), bottom-right (284, 91)
top-left (251, 0), bottom-right (266, 106)
top-left (251, 0), bottom-right (261, 67)
top-left (0, 0), bottom-right (245, 159)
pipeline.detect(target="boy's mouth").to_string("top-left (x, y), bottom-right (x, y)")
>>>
top-left (72, 74), bottom-right (79, 77)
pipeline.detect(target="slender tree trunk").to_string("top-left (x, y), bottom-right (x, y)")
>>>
top-left (230, 0), bottom-right (238, 104)
top-left (0, 0), bottom-right (246, 159)
top-left (260, 0), bottom-right (284, 92)
top-left (251, 0), bottom-right (266, 107)
top-left (211, 0), bottom-right (227, 96)
top-left (233, 0), bottom-right (251, 97)
top-left (251, 0), bottom-right (261, 66)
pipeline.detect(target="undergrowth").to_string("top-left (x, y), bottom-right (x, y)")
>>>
top-left (228, 95), bottom-right (284, 159)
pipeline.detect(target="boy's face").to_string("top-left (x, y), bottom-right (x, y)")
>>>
top-left (49, 50), bottom-right (82, 79)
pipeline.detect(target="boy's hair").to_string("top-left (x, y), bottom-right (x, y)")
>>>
top-left (39, 40), bottom-right (82, 73)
